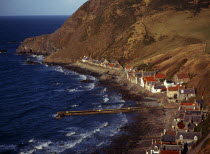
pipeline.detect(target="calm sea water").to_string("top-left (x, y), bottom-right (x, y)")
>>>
top-left (0, 16), bottom-right (134, 153)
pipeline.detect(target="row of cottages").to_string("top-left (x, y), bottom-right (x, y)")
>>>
top-left (173, 73), bottom-right (190, 85)
top-left (126, 67), bottom-right (196, 103)
top-left (126, 67), bottom-right (191, 95)
top-left (126, 69), bottom-right (167, 93)
top-left (166, 73), bottom-right (195, 103)
top-left (148, 100), bottom-right (208, 154)
top-left (167, 86), bottom-right (196, 103)
top-left (81, 56), bottom-right (123, 70)
top-left (141, 74), bottom-right (167, 93)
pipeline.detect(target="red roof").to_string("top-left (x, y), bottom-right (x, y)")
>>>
top-left (125, 66), bottom-right (132, 69)
top-left (160, 142), bottom-right (178, 145)
top-left (109, 64), bottom-right (115, 67)
top-left (168, 87), bottom-right (179, 91)
top-left (155, 73), bottom-right (166, 79)
top-left (143, 77), bottom-right (158, 83)
top-left (162, 88), bottom-right (167, 91)
top-left (177, 122), bottom-right (185, 129)
top-left (180, 103), bottom-right (198, 106)
top-left (177, 73), bottom-right (189, 79)
top-left (166, 130), bottom-right (176, 136)
top-left (160, 150), bottom-right (180, 154)
top-left (168, 85), bottom-right (184, 91)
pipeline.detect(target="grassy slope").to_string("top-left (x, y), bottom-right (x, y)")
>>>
top-left (17, 0), bottom-right (210, 101)
top-left (129, 9), bottom-right (210, 102)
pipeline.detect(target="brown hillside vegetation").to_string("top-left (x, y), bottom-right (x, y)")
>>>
top-left (143, 43), bottom-right (210, 101)
top-left (17, 0), bottom-right (210, 102)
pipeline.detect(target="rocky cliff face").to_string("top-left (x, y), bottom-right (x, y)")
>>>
top-left (17, 0), bottom-right (210, 101)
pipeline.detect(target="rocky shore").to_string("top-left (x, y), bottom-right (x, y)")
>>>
top-left (45, 61), bottom-right (178, 153)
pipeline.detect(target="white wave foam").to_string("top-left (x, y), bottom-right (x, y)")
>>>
top-left (65, 131), bottom-right (76, 137)
top-left (0, 144), bottom-right (16, 151)
top-left (70, 104), bottom-right (79, 108)
top-left (19, 115), bottom-right (127, 154)
top-left (28, 139), bottom-right (35, 143)
top-left (86, 83), bottom-right (95, 90)
top-left (55, 66), bottom-right (64, 73)
top-left (79, 75), bottom-right (87, 80)
top-left (103, 97), bottom-right (109, 103)
top-left (78, 122), bottom-right (109, 141)
top-left (102, 88), bottom-right (107, 92)
top-left (60, 122), bottom-right (109, 151)
top-left (96, 142), bottom-right (104, 147)
top-left (52, 114), bottom-right (58, 118)
top-left (97, 105), bottom-right (102, 108)
top-left (53, 66), bottom-right (74, 75)
top-left (30, 54), bottom-right (45, 62)
top-left (67, 88), bottom-right (81, 93)
top-left (88, 76), bottom-right (96, 81)
top-left (111, 94), bottom-right (126, 103)
top-left (68, 88), bottom-right (76, 92)
top-left (34, 141), bottom-right (52, 150)
top-left (53, 89), bottom-right (65, 92)
top-left (20, 141), bottom-right (52, 154)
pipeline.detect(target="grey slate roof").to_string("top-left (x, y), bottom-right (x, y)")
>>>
top-left (196, 99), bottom-right (205, 105)
top-left (166, 80), bottom-right (174, 83)
top-left (183, 115), bottom-right (202, 123)
top-left (175, 113), bottom-right (185, 119)
top-left (147, 81), bottom-right (158, 85)
top-left (179, 89), bottom-right (195, 94)
top-left (161, 134), bottom-right (176, 142)
top-left (176, 132), bottom-right (201, 140)
top-left (185, 110), bottom-right (202, 116)
top-left (143, 71), bottom-right (156, 77)
top-left (188, 122), bottom-right (196, 130)
top-left (135, 72), bottom-right (143, 78)
top-left (154, 85), bottom-right (166, 89)
top-left (161, 145), bottom-right (182, 151)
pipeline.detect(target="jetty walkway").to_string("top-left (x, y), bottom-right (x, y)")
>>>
top-left (55, 107), bottom-right (162, 119)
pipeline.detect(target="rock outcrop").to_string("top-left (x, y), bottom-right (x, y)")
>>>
top-left (26, 60), bottom-right (40, 65)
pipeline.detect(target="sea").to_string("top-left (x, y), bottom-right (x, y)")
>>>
top-left (0, 16), bottom-right (135, 154)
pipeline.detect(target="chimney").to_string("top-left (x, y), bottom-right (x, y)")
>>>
top-left (164, 129), bottom-right (166, 135)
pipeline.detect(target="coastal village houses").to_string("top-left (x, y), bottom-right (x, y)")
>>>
top-left (80, 56), bottom-right (208, 154)
top-left (125, 65), bottom-right (133, 72)
top-left (81, 56), bottom-right (123, 70)
top-left (173, 73), bottom-right (190, 84)
top-left (178, 89), bottom-right (196, 102)
top-left (164, 80), bottom-right (175, 88)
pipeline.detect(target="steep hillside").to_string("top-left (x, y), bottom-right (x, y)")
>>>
top-left (142, 43), bottom-right (210, 101)
top-left (17, 0), bottom-right (210, 101)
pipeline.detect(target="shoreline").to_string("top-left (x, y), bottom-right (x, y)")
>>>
top-left (45, 61), bottom-right (178, 153)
